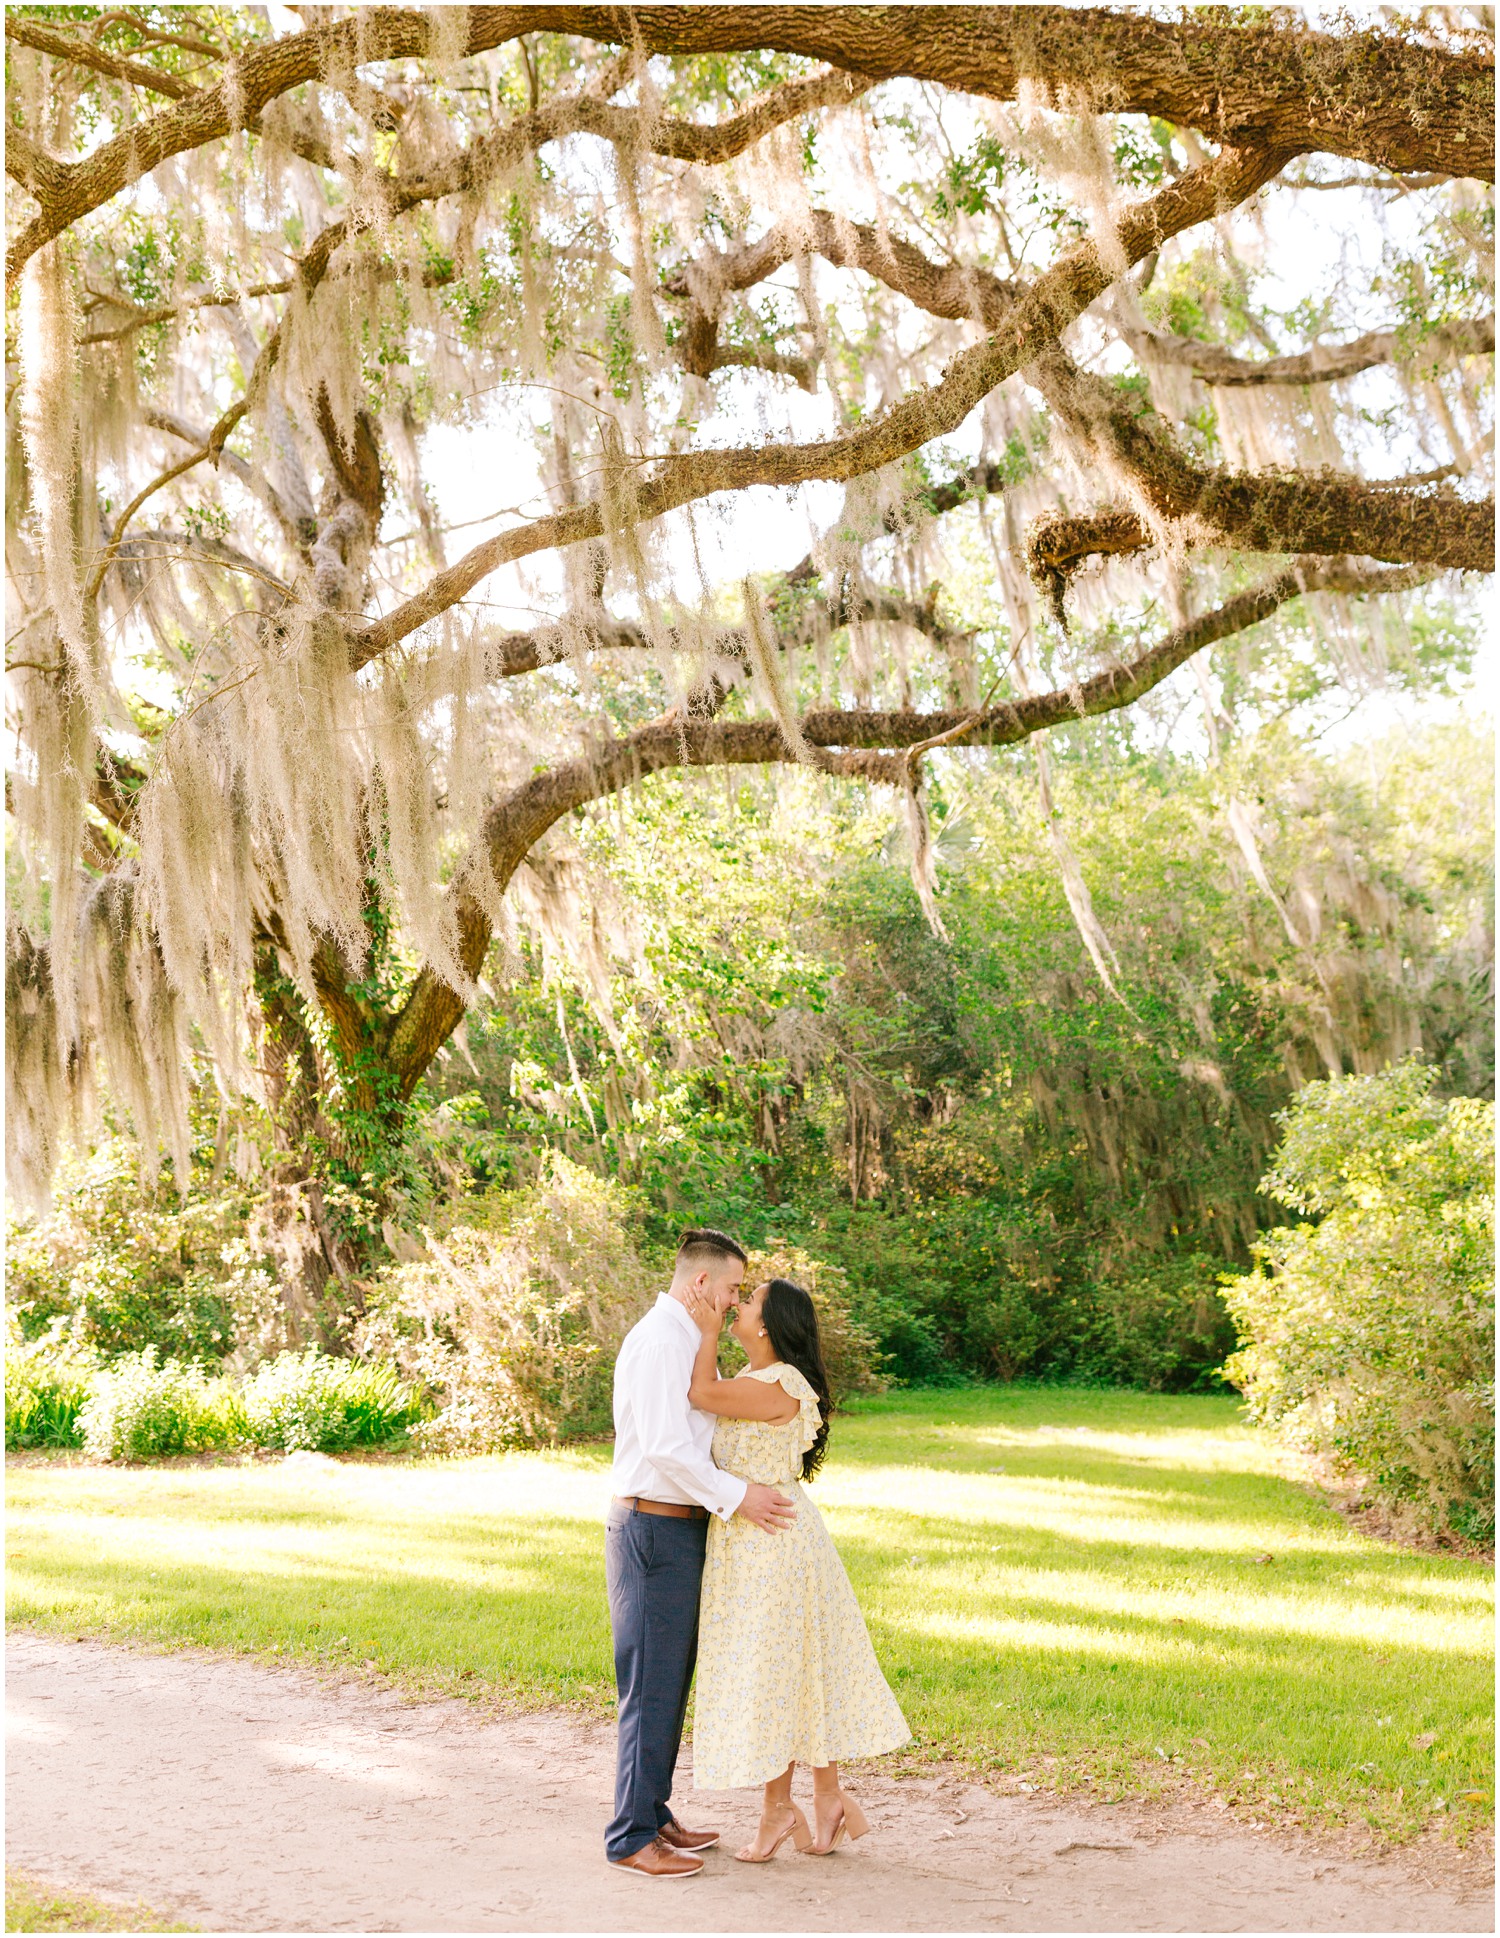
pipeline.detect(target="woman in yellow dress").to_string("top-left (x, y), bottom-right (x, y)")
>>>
top-left (683, 1276), bottom-right (911, 1861)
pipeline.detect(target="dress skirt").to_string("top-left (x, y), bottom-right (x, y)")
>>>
top-left (691, 1363), bottom-right (911, 1790)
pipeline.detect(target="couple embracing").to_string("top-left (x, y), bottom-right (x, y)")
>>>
top-left (605, 1227), bottom-right (910, 1878)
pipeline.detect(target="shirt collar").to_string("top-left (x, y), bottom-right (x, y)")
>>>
top-left (655, 1291), bottom-right (698, 1339)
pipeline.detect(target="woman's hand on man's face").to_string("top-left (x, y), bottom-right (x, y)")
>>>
top-left (684, 1281), bottom-right (723, 1336)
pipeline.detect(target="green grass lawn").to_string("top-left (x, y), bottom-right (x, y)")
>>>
top-left (4, 1870), bottom-right (196, 1932)
top-left (7, 1386), bottom-right (1492, 1843)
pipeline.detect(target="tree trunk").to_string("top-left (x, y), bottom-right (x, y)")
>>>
top-left (252, 950), bottom-right (369, 1347)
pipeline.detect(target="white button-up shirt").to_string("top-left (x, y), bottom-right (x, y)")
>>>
top-left (610, 1293), bottom-right (747, 1522)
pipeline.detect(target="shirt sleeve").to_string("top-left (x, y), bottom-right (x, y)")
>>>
top-left (635, 1333), bottom-right (748, 1521)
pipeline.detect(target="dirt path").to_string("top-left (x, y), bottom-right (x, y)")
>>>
top-left (6, 1631), bottom-right (1491, 1934)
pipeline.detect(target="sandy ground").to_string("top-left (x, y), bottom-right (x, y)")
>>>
top-left (6, 1630), bottom-right (1493, 1934)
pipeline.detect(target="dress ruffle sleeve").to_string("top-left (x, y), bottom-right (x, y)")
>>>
top-left (752, 1362), bottom-right (822, 1455)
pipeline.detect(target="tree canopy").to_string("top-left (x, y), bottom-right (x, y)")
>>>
top-left (5, 4), bottom-right (1493, 1280)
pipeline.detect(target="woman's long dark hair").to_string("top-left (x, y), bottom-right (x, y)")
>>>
top-left (761, 1278), bottom-right (834, 1480)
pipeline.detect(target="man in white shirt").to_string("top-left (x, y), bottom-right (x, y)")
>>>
top-left (604, 1227), bottom-right (796, 1879)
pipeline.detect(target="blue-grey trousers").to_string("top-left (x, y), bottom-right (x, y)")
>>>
top-left (604, 1501), bottom-right (709, 1861)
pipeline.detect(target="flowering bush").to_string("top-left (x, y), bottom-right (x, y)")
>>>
top-left (1223, 1061), bottom-right (1494, 1542)
top-left (77, 1348), bottom-right (240, 1461)
top-left (238, 1349), bottom-right (421, 1452)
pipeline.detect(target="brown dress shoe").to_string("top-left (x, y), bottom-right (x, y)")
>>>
top-left (659, 1816), bottom-right (720, 1852)
top-left (610, 1836), bottom-right (704, 1879)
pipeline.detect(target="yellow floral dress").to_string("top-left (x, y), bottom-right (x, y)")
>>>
top-left (692, 1363), bottom-right (911, 1789)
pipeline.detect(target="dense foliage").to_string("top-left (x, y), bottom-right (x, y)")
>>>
top-left (1224, 1062), bottom-right (1495, 1542)
top-left (356, 1155), bottom-right (658, 1449)
top-left (413, 718), bottom-right (1492, 1391)
top-left (6, 1117), bottom-right (265, 1363)
top-left (10, 719), bottom-right (1487, 1428)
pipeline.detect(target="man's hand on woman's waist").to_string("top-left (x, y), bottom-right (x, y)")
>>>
top-left (735, 1481), bottom-right (796, 1531)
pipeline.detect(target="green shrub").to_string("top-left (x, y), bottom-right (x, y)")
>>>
top-left (6, 1134), bottom-right (249, 1363)
top-left (239, 1349), bottom-right (421, 1452)
top-left (774, 1196), bottom-right (1167, 1389)
top-left (774, 1200), bottom-right (1017, 1385)
top-left (5, 1316), bottom-right (96, 1449)
top-left (357, 1153), bottom-right (659, 1450)
top-left (741, 1244), bottom-right (886, 1398)
top-left (77, 1349), bottom-right (241, 1462)
top-left (1223, 1061), bottom-right (1495, 1541)
top-left (1088, 1255), bottom-right (1238, 1392)
top-left (9, 1336), bottom-right (426, 1463)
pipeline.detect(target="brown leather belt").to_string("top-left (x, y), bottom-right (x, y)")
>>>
top-left (616, 1495), bottom-right (708, 1520)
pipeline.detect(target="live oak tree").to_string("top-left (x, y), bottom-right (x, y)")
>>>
top-left (5, 5), bottom-right (1494, 1325)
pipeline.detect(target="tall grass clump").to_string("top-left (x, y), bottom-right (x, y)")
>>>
top-left (4, 1316), bottom-right (96, 1449)
top-left (1224, 1061), bottom-right (1495, 1543)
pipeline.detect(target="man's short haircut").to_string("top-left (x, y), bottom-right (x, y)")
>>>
top-left (676, 1226), bottom-right (748, 1269)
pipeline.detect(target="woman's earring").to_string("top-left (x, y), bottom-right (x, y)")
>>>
top-left (758, 1328), bottom-right (767, 1337)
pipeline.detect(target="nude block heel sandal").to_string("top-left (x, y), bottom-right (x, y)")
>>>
top-left (805, 1788), bottom-right (870, 1855)
top-left (735, 1803), bottom-right (814, 1863)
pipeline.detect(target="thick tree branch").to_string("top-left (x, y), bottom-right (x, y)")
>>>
top-left (668, 207), bottom-right (1018, 323)
top-left (379, 554), bottom-right (1414, 1089)
top-left (3, 9), bottom-right (865, 290)
top-left (1025, 509), bottom-right (1151, 613)
top-left (672, 215), bottom-right (1493, 593)
top-left (543, 6), bottom-right (1493, 181)
top-left (468, 574), bottom-right (974, 682)
top-left (14, 5), bottom-right (1488, 293)
top-left (4, 15), bottom-right (201, 100)
top-left (1021, 345), bottom-right (1493, 610)
top-left (1027, 488), bottom-right (1489, 614)
top-left (1126, 315), bottom-right (1496, 387)
top-left (4, 16), bottom-right (336, 179)
top-left (351, 144), bottom-right (1286, 665)
top-left (383, 62), bottom-right (870, 215)
top-left (4, 129), bottom-right (73, 205)
top-left (667, 206), bottom-right (1011, 386)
